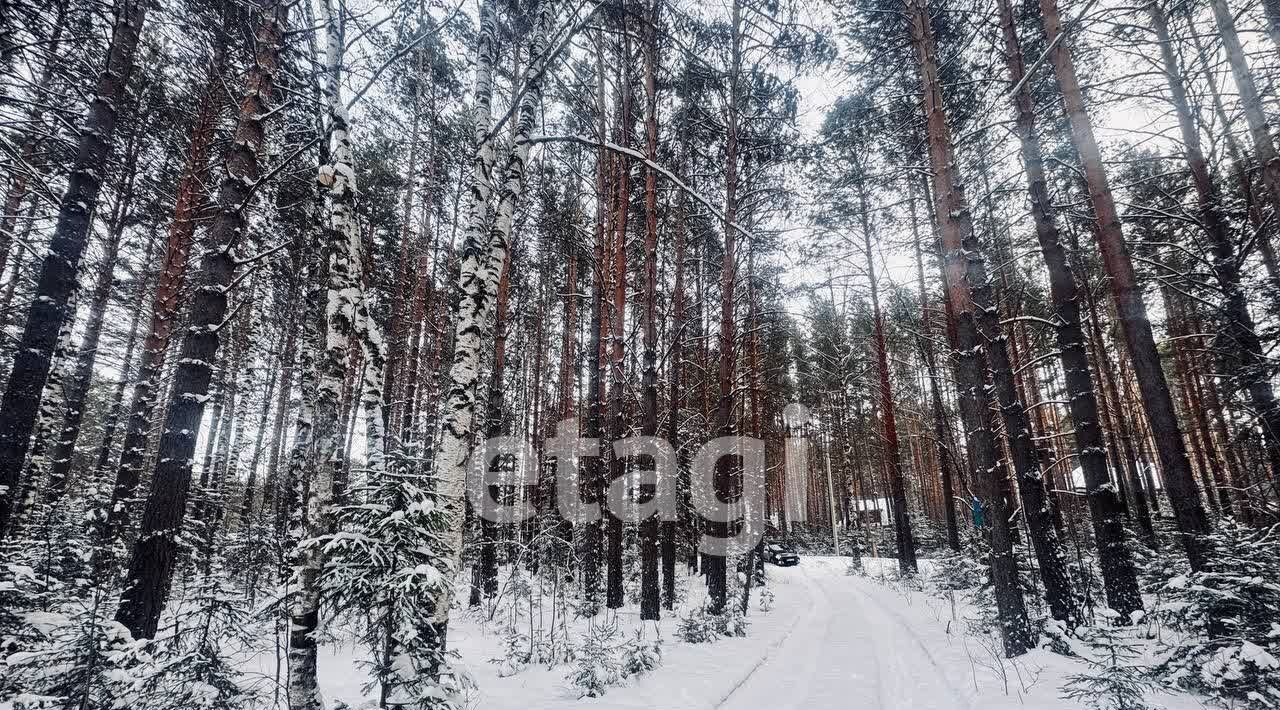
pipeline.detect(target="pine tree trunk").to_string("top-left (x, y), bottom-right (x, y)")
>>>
top-left (706, 0), bottom-right (744, 615)
top-left (260, 318), bottom-right (297, 525)
top-left (114, 0), bottom-right (286, 639)
top-left (639, 0), bottom-right (661, 622)
top-left (581, 31), bottom-right (609, 615)
top-left (11, 291), bottom-right (79, 532)
top-left (0, 1), bottom-right (66, 280)
top-left (102, 33), bottom-right (227, 547)
top-left (1154, 2), bottom-right (1280, 496)
top-left (45, 124), bottom-right (142, 510)
top-left (602, 17), bottom-right (633, 612)
top-left (910, 0), bottom-right (1031, 656)
top-left (908, 179), bottom-right (960, 552)
top-left (90, 233), bottom-right (152, 497)
top-left (997, 0), bottom-right (1141, 617)
top-left (1039, 0), bottom-right (1210, 569)
top-left (1211, 0), bottom-right (1280, 227)
top-left (665, 196), bottom-right (687, 607)
top-left (238, 342), bottom-right (281, 528)
top-left (858, 184), bottom-right (917, 574)
top-left (384, 48), bottom-right (425, 433)
top-left (0, 0), bottom-right (148, 538)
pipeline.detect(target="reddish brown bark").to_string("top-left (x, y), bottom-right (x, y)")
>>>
top-left (1040, 0), bottom-right (1210, 568)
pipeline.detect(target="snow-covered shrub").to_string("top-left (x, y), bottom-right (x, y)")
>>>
top-left (1124, 530), bottom-right (1167, 594)
top-left (130, 571), bottom-right (261, 710)
top-left (567, 620), bottom-right (622, 698)
top-left (676, 602), bottom-right (748, 643)
top-left (720, 602), bottom-right (749, 637)
top-left (1060, 611), bottom-right (1159, 710)
top-left (844, 555), bottom-right (863, 576)
top-left (927, 546), bottom-right (986, 593)
top-left (1151, 522), bottom-right (1280, 705)
top-left (620, 630), bottom-right (662, 678)
top-left (422, 651), bottom-right (477, 710)
top-left (2, 596), bottom-right (147, 709)
top-left (491, 625), bottom-right (531, 677)
top-left (675, 604), bottom-right (720, 644)
top-left (0, 553), bottom-right (57, 659)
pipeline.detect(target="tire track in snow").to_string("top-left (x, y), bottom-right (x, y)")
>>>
top-left (715, 564), bottom-right (832, 710)
top-left (848, 576), bottom-right (975, 710)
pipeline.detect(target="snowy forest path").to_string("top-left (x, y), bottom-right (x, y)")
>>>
top-left (718, 559), bottom-right (973, 710)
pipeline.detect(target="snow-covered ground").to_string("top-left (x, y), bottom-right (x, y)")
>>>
top-left (298, 557), bottom-right (1207, 709)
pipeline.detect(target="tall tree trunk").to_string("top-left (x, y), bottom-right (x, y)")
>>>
top-left (475, 252), bottom-right (512, 603)
top-left (289, 0), bottom-right (382, 703)
top-left (706, 0), bottom-right (744, 615)
top-left (90, 232), bottom-right (154, 498)
top-left (114, 0), bottom-right (286, 639)
top-left (1184, 26), bottom-right (1280, 304)
top-left (425, 0), bottom-right (552, 664)
top-left (237, 340), bottom-right (281, 528)
top-left (0, 1), bottom-right (66, 279)
top-left (581, 28), bottom-right (608, 615)
top-left (11, 292), bottom-right (79, 531)
top-left (1210, 0), bottom-right (1280, 231)
top-left (0, 0), bottom-right (148, 538)
top-left (384, 43), bottom-right (426, 433)
top-left (908, 178), bottom-right (960, 552)
top-left (858, 184), bottom-right (917, 574)
top-left (1039, 0), bottom-right (1210, 569)
top-left (910, 0), bottom-right (1031, 656)
top-left (102, 33), bottom-right (227, 547)
top-left (664, 194), bottom-right (687, 606)
top-left (639, 0), bottom-right (662, 622)
top-left (604, 13), bottom-right (632, 612)
top-left (1152, 2), bottom-right (1280, 496)
top-left (260, 317), bottom-right (297, 526)
top-left (45, 119), bottom-right (144, 509)
top-left (998, 0), bottom-right (1141, 617)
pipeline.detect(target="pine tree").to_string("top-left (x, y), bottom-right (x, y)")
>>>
top-left (0, 0), bottom-right (149, 538)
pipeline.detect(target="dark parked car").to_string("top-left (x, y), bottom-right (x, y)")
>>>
top-left (762, 543), bottom-right (799, 566)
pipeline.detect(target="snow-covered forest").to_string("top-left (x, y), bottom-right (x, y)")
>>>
top-left (0, 0), bottom-right (1279, 707)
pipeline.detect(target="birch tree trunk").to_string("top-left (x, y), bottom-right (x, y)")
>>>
top-left (288, 0), bottom-right (371, 704)
top-left (425, 0), bottom-right (552, 667)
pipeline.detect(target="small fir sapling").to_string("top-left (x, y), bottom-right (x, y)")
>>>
top-left (1060, 609), bottom-right (1160, 710)
top-left (567, 620), bottom-right (622, 698)
top-left (620, 629), bottom-right (662, 677)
